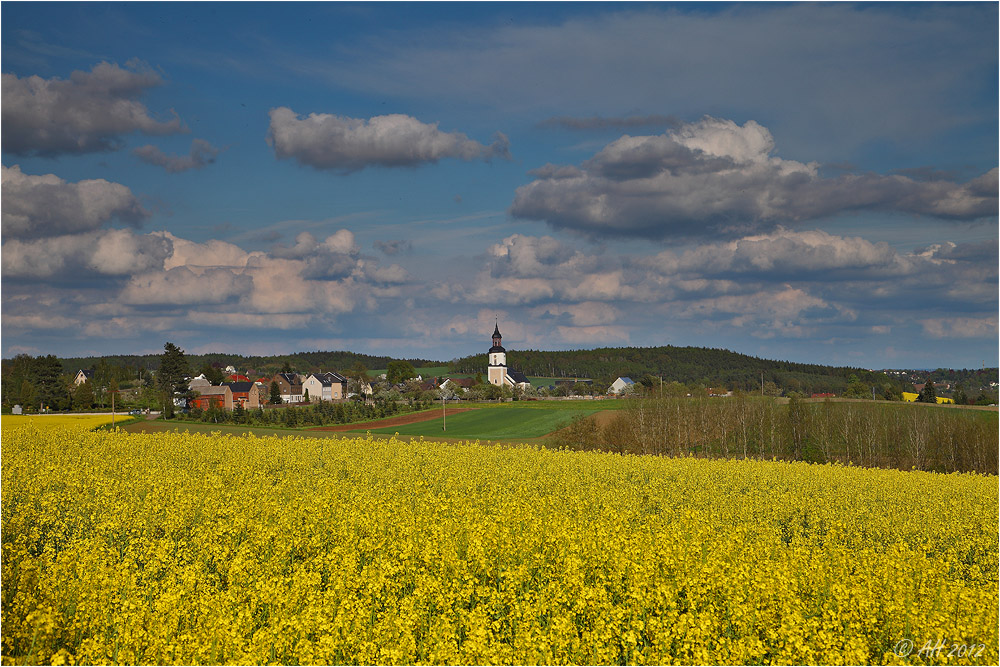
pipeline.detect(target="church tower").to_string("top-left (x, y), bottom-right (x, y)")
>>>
top-left (487, 320), bottom-right (508, 386)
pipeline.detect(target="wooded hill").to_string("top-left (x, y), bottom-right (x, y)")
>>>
top-left (23, 344), bottom-right (976, 396)
top-left (56, 350), bottom-right (439, 378)
top-left (448, 345), bottom-right (902, 395)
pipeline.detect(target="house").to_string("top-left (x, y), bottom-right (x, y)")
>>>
top-left (271, 372), bottom-right (304, 403)
top-left (440, 377), bottom-right (475, 393)
top-left (302, 371), bottom-right (348, 402)
top-left (188, 375), bottom-right (212, 392)
top-left (351, 378), bottom-right (374, 400)
top-left (227, 373), bottom-right (251, 383)
top-left (74, 369), bottom-right (94, 386)
top-left (223, 381), bottom-right (260, 409)
top-left (189, 385), bottom-right (233, 411)
top-left (608, 377), bottom-right (635, 395)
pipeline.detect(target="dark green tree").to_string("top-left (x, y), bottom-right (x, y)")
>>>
top-left (157, 343), bottom-right (191, 395)
top-left (73, 381), bottom-right (95, 410)
top-left (269, 380), bottom-right (283, 405)
top-left (386, 360), bottom-right (416, 385)
top-left (918, 381), bottom-right (938, 404)
top-left (18, 379), bottom-right (36, 411)
top-left (33, 355), bottom-right (67, 410)
top-left (844, 374), bottom-right (869, 399)
top-left (199, 363), bottom-right (224, 385)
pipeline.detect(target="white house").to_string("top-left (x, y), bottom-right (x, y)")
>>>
top-left (609, 377), bottom-right (636, 395)
top-left (302, 371), bottom-right (348, 401)
top-left (73, 369), bottom-right (94, 386)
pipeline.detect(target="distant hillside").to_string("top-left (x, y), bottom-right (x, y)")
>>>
top-left (57, 350), bottom-right (439, 378)
top-left (23, 344), bottom-right (976, 396)
top-left (448, 345), bottom-right (900, 395)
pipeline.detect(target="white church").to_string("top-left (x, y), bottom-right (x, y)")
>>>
top-left (487, 322), bottom-right (533, 391)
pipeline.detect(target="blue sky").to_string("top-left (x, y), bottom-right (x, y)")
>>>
top-left (2, 2), bottom-right (997, 369)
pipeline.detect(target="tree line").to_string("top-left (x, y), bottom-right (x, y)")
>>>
top-left (449, 345), bottom-right (905, 396)
top-left (182, 395), bottom-right (424, 428)
top-left (56, 350), bottom-right (438, 379)
top-left (553, 396), bottom-right (998, 475)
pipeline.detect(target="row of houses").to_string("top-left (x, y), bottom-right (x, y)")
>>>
top-left (186, 370), bottom-right (370, 410)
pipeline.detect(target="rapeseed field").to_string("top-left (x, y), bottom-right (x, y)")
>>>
top-left (1, 414), bottom-right (125, 431)
top-left (2, 422), bottom-right (996, 665)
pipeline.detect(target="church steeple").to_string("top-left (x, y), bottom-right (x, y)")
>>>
top-left (492, 319), bottom-right (503, 350)
top-left (488, 319), bottom-right (507, 385)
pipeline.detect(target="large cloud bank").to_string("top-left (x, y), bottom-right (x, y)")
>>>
top-left (511, 117), bottom-right (998, 240)
top-left (2, 61), bottom-right (184, 156)
top-left (1, 165), bottom-right (149, 238)
top-left (428, 230), bottom-right (997, 346)
top-left (267, 107), bottom-right (510, 171)
top-left (1, 166), bottom-right (411, 344)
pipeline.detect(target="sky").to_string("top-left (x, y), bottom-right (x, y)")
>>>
top-left (1, 1), bottom-right (997, 370)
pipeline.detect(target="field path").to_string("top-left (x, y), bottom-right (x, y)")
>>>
top-left (308, 407), bottom-right (480, 432)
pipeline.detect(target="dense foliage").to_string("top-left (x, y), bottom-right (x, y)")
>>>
top-left (554, 397), bottom-right (999, 475)
top-left (449, 345), bottom-right (905, 395)
top-left (181, 397), bottom-right (425, 428)
top-left (55, 350), bottom-right (438, 379)
top-left (2, 422), bottom-right (996, 664)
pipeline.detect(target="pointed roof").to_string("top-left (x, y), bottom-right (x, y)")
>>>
top-left (493, 320), bottom-right (502, 338)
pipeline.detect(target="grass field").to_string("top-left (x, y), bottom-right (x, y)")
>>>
top-left (361, 406), bottom-right (599, 439)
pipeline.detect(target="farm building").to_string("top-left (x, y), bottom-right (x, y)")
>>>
top-left (224, 381), bottom-right (260, 409)
top-left (189, 385), bottom-right (233, 411)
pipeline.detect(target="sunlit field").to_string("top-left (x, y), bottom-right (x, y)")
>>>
top-left (2, 423), bottom-right (996, 665)
top-left (1, 414), bottom-right (124, 431)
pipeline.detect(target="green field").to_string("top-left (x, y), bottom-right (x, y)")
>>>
top-left (362, 406), bottom-right (600, 439)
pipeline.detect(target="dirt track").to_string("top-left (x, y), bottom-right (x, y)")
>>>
top-left (308, 407), bottom-right (479, 432)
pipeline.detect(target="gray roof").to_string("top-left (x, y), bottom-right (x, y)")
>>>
top-left (508, 369), bottom-right (530, 384)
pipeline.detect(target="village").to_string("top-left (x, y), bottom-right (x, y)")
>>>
top-left (64, 322), bottom-right (641, 415)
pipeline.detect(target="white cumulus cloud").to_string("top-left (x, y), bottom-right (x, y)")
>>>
top-left (2, 164), bottom-right (149, 238)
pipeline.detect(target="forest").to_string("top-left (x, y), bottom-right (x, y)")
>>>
top-left (449, 345), bottom-right (908, 395)
top-left (55, 350), bottom-right (438, 378)
top-left (4, 342), bottom-right (999, 411)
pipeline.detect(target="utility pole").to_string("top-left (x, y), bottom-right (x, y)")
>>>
top-left (442, 393), bottom-right (446, 431)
